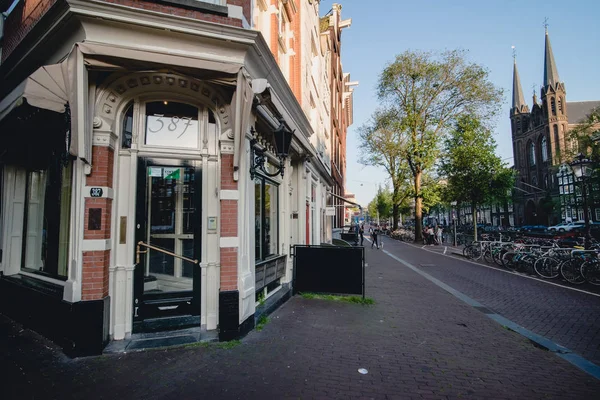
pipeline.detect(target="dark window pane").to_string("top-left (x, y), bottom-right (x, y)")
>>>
top-left (148, 238), bottom-right (175, 276)
top-left (122, 103), bottom-right (133, 149)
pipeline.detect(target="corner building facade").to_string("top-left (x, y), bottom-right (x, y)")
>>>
top-left (0, 0), bottom-right (331, 355)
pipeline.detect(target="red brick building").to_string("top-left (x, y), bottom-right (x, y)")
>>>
top-left (0, 0), bottom-right (323, 355)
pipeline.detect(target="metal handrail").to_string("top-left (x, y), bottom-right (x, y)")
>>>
top-left (136, 241), bottom-right (199, 265)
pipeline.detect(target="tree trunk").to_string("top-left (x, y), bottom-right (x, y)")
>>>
top-left (392, 186), bottom-right (400, 230)
top-left (472, 204), bottom-right (477, 240)
top-left (414, 171), bottom-right (423, 242)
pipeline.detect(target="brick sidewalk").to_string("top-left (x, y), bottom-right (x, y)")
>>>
top-left (2, 244), bottom-right (600, 399)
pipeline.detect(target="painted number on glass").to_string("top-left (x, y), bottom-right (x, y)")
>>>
top-left (90, 188), bottom-right (103, 198)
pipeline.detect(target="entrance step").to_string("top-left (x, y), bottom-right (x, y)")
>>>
top-left (104, 326), bottom-right (218, 354)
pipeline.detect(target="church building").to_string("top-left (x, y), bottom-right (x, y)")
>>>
top-left (511, 28), bottom-right (600, 226)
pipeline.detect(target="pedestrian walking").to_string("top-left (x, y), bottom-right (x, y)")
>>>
top-left (371, 226), bottom-right (379, 249)
top-left (359, 225), bottom-right (364, 246)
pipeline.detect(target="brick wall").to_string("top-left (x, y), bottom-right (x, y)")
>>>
top-left (81, 145), bottom-right (114, 301)
top-left (269, 0), bottom-right (279, 63)
top-left (220, 153), bottom-right (238, 291)
top-left (220, 248), bottom-right (237, 291)
top-left (82, 250), bottom-right (110, 300)
top-left (2, 0), bottom-right (251, 63)
top-left (228, 0), bottom-right (251, 24)
top-left (2, 0), bottom-right (58, 62)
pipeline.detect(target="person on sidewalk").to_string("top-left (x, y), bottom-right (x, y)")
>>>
top-left (359, 225), bottom-right (364, 246)
top-left (371, 226), bottom-right (379, 249)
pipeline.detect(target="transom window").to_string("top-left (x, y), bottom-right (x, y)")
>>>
top-left (145, 102), bottom-right (200, 149)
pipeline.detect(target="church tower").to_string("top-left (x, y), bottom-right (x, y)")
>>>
top-left (510, 55), bottom-right (529, 169)
top-left (541, 28), bottom-right (568, 164)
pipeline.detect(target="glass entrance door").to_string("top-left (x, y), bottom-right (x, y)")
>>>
top-left (134, 159), bottom-right (201, 330)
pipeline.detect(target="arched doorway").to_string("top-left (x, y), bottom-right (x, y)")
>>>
top-left (525, 200), bottom-right (538, 225)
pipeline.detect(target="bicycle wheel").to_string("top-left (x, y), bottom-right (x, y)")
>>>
top-left (534, 257), bottom-right (560, 279)
top-left (493, 245), bottom-right (511, 267)
top-left (560, 258), bottom-right (586, 285)
top-left (581, 259), bottom-right (600, 286)
top-left (501, 251), bottom-right (518, 271)
top-left (463, 244), bottom-right (481, 260)
top-left (483, 247), bottom-right (494, 264)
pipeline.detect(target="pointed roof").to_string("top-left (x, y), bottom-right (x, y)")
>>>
top-left (512, 59), bottom-right (526, 110)
top-left (544, 30), bottom-right (560, 87)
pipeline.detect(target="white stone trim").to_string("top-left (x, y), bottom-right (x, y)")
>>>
top-left (19, 271), bottom-right (66, 286)
top-left (84, 186), bottom-right (114, 199)
top-left (220, 190), bottom-right (239, 200)
top-left (219, 236), bottom-right (239, 248)
top-left (82, 239), bottom-right (112, 251)
top-left (227, 4), bottom-right (250, 29)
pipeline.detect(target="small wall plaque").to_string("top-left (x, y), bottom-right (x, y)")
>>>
top-left (89, 208), bottom-right (102, 231)
top-left (208, 216), bottom-right (217, 231)
top-left (90, 188), bottom-right (103, 198)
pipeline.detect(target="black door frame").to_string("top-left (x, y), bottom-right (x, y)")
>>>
top-left (133, 157), bottom-right (202, 331)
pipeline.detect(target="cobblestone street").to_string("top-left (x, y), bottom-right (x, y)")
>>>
top-left (2, 240), bottom-right (600, 399)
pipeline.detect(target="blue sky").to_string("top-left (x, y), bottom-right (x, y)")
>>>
top-left (319, 0), bottom-right (600, 205)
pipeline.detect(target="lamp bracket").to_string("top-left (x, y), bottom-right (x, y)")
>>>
top-left (250, 138), bottom-right (285, 179)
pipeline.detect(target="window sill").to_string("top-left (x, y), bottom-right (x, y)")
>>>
top-left (154, 0), bottom-right (228, 16)
top-left (2, 273), bottom-right (65, 298)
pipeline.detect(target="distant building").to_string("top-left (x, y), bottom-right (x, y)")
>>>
top-left (511, 28), bottom-right (600, 226)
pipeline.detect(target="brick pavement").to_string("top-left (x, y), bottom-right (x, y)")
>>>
top-left (389, 237), bottom-right (600, 366)
top-left (2, 243), bottom-right (600, 399)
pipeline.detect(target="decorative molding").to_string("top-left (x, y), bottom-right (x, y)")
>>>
top-left (220, 190), bottom-right (239, 200)
top-left (219, 237), bottom-right (239, 248)
top-left (82, 239), bottom-right (112, 251)
top-left (93, 130), bottom-right (118, 149)
top-left (96, 72), bottom-right (232, 132)
top-left (220, 140), bottom-right (234, 154)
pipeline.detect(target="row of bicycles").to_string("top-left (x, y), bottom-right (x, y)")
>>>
top-left (462, 236), bottom-right (600, 286)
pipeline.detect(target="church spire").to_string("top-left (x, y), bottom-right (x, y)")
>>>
top-left (543, 28), bottom-right (560, 87)
top-left (512, 55), bottom-right (526, 111)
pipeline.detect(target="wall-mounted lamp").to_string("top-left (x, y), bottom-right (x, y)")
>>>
top-left (250, 118), bottom-right (294, 178)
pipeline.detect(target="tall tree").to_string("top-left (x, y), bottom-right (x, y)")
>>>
top-left (377, 50), bottom-right (503, 241)
top-left (440, 115), bottom-right (514, 238)
top-left (358, 109), bottom-right (410, 230)
top-left (368, 186), bottom-right (392, 224)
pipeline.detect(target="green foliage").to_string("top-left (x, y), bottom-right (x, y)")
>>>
top-left (216, 340), bottom-right (241, 350)
top-left (568, 106), bottom-right (600, 163)
top-left (256, 315), bottom-right (269, 331)
top-left (440, 115), bottom-right (514, 237)
top-left (368, 186), bottom-right (393, 220)
top-left (300, 292), bottom-right (375, 305)
top-left (256, 291), bottom-right (265, 307)
top-left (372, 49), bottom-right (503, 241)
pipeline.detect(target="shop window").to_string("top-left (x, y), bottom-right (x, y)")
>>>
top-left (145, 101), bottom-right (199, 148)
top-left (121, 103), bottom-right (134, 149)
top-left (22, 159), bottom-right (73, 279)
top-left (255, 175), bottom-right (279, 261)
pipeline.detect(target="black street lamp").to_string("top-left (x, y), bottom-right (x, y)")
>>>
top-left (570, 153), bottom-right (593, 249)
top-left (249, 118), bottom-right (294, 178)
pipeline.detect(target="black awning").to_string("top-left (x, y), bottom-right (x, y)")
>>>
top-left (0, 99), bottom-right (70, 170)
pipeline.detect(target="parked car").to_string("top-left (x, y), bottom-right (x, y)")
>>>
top-left (547, 222), bottom-right (584, 232)
top-left (518, 225), bottom-right (547, 233)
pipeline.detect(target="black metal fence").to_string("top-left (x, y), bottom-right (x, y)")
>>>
top-left (293, 245), bottom-right (364, 297)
